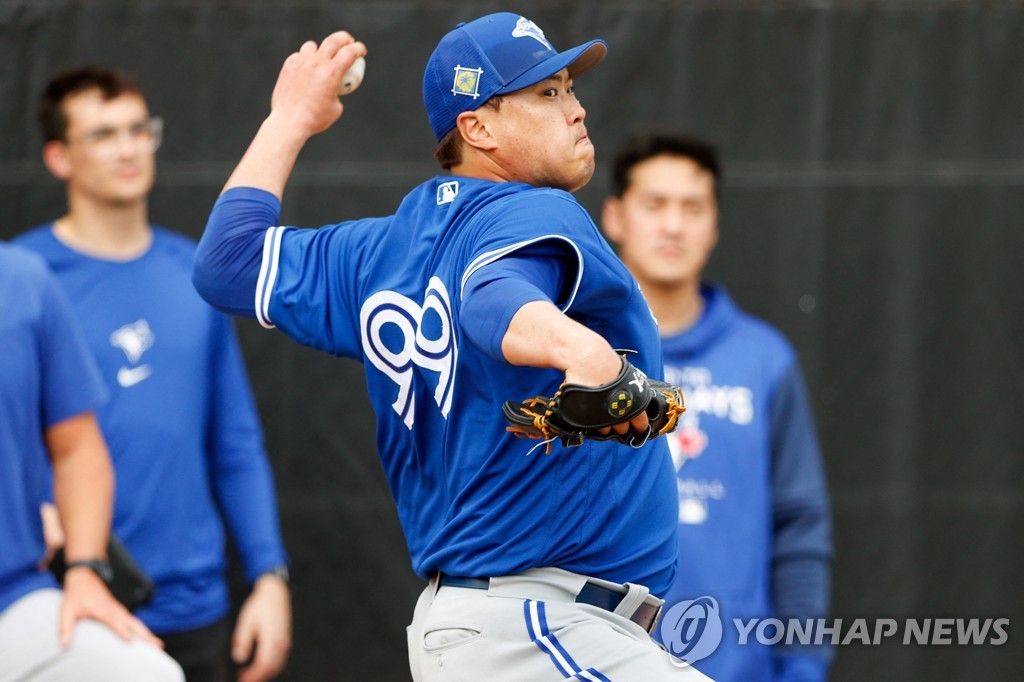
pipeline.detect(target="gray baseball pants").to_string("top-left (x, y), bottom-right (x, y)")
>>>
top-left (0, 589), bottom-right (183, 682)
top-left (407, 567), bottom-right (713, 681)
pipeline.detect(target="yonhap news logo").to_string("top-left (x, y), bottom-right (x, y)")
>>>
top-left (660, 597), bottom-right (723, 665)
top-left (660, 595), bottom-right (1010, 667)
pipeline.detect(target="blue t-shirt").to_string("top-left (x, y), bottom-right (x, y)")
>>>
top-left (0, 243), bottom-right (107, 614)
top-left (15, 227), bottom-right (287, 633)
top-left (202, 178), bottom-right (679, 595)
top-left (658, 285), bottom-right (832, 681)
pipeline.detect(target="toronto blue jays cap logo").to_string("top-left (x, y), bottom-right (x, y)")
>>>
top-left (511, 16), bottom-right (552, 49)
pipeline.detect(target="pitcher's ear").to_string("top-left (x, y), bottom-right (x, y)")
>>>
top-left (456, 110), bottom-right (498, 152)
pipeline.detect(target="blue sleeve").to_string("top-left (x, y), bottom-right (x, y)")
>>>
top-left (460, 244), bottom-right (575, 361)
top-left (770, 361), bottom-right (834, 671)
top-left (462, 190), bottom-right (630, 325)
top-left (38, 262), bottom-right (109, 425)
top-left (193, 187), bottom-right (281, 318)
top-left (206, 312), bottom-right (288, 583)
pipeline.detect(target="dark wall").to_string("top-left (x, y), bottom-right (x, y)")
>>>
top-left (2, 1), bottom-right (1021, 680)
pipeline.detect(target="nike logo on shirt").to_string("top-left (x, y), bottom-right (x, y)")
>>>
top-left (117, 365), bottom-right (152, 388)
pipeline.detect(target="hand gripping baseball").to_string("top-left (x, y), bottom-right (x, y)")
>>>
top-left (270, 31), bottom-right (367, 137)
top-left (503, 352), bottom-right (686, 454)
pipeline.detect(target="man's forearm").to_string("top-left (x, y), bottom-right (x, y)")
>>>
top-left (46, 412), bottom-right (114, 562)
top-left (222, 113), bottom-right (310, 199)
top-left (502, 300), bottom-right (621, 386)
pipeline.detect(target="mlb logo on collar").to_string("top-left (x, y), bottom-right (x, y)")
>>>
top-left (437, 181), bottom-right (459, 205)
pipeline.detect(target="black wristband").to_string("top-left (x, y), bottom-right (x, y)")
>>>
top-left (262, 564), bottom-right (290, 586)
top-left (66, 559), bottom-right (114, 584)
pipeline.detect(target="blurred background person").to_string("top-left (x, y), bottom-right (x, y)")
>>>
top-left (15, 66), bottom-right (291, 682)
top-left (0, 242), bottom-right (183, 681)
top-left (603, 132), bottom-right (834, 681)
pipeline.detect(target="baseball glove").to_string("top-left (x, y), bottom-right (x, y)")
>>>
top-left (502, 352), bottom-right (686, 454)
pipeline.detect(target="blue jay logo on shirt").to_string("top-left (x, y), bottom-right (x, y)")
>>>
top-left (110, 319), bottom-right (154, 363)
top-left (360, 277), bottom-right (458, 428)
top-left (452, 66), bottom-right (484, 98)
top-left (110, 319), bottom-right (154, 388)
top-left (511, 17), bottom-right (553, 49)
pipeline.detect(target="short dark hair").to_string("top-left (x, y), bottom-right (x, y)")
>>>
top-left (433, 127), bottom-right (463, 170)
top-left (432, 96), bottom-right (504, 170)
top-left (37, 66), bottom-right (144, 143)
top-left (610, 132), bottom-right (721, 200)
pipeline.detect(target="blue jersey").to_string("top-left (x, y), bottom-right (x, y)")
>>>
top-left (15, 226), bottom-right (287, 634)
top-left (0, 243), bottom-right (108, 613)
top-left (243, 177), bottom-right (679, 594)
top-left (658, 285), bottom-right (832, 681)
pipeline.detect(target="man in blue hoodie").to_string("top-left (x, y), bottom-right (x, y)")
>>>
top-left (602, 132), bottom-right (834, 681)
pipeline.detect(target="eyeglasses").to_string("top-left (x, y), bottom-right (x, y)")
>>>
top-left (69, 116), bottom-right (163, 160)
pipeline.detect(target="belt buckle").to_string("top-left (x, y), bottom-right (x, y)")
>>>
top-left (646, 602), bottom-right (663, 635)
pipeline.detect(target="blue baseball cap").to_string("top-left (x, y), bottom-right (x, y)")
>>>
top-left (423, 13), bottom-right (607, 141)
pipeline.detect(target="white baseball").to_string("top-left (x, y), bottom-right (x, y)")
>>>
top-left (338, 56), bottom-right (366, 96)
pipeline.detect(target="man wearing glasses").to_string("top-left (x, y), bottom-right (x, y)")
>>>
top-left (16, 67), bottom-right (292, 682)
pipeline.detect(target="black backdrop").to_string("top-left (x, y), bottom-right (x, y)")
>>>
top-left (2, 1), bottom-right (1021, 680)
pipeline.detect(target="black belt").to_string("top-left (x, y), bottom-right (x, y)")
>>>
top-left (438, 574), bottom-right (662, 635)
